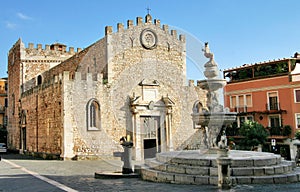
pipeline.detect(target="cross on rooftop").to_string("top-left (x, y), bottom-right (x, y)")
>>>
top-left (146, 6), bottom-right (151, 14)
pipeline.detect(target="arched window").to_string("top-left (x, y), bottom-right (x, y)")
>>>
top-left (193, 100), bottom-right (203, 113)
top-left (37, 75), bottom-right (42, 85)
top-left (87, 99), bottom-right (101, 130)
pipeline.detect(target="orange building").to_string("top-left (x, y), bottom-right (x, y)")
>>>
top-left (223, 53), bottom-right (300, 160)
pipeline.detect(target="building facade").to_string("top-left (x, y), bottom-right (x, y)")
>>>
top-left (7, 14), bottom-right (207, 160)
top-left (223, 54), bottom-right (300, 160)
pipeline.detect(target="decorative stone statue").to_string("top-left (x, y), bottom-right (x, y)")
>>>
top-left (217, 130), bottom-right (227, 149)
top-left (202, 42), bottom-right (217, 67)
top-left (202, 42), bottom-right (219, 79)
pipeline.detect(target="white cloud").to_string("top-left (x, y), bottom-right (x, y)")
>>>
top-left (4, 12), bottom-right (33, 29)
top-left (17, 12), bottom-right (32, 20)
top-left (5, 21), bottom-right (17, 29)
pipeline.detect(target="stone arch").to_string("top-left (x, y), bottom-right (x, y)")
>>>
top-left (86, 98), bottom-right (101, 131)
top-left (193, 100), bottom-right (203, 113)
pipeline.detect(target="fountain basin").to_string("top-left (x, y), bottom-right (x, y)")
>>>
top-left (198, 79), bottom-right (227, 91)
top-left (192, 112), bottom-right (237, 127)
top-left (139, 150), bottom-right (300, 185)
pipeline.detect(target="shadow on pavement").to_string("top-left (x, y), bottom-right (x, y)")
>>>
top-left (0, 153), bottom-right (45, 160)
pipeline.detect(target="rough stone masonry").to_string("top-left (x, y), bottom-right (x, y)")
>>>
top-left (7, 14), bottom-right (207, 160)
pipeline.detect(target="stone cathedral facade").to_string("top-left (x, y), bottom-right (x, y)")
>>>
top-left (7, 14), bottom-right (207, 160)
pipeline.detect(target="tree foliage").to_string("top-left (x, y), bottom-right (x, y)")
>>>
top-left (282, 125), bottom-right (292, 136)
top-left (295, 131), bottom-right (300, 140)
top-left (238, 121), bottom-right (269, 150)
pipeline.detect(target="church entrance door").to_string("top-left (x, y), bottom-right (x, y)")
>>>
top-left (141, 116), bottom-right (161, 159)
top-left (21, 127), bottom-right (26, 151)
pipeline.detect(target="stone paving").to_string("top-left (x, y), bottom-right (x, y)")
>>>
top-left (1, 153), bottom-right (300, 191)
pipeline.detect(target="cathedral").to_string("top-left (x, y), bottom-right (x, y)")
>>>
top-left (7, 14), bottom-right (206, 160)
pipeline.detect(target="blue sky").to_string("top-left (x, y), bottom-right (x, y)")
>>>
top-left (1, 0), bottom-right (300, 80)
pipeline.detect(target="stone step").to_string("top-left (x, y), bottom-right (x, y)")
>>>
top-left (140, 165), bottom-right (300, 185)
top-left (155, 151), bottom-right (283, 167)
top-left (144, 158), bottom-right (295, 177)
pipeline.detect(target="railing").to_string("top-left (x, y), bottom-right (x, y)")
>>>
top-left (266, 102), bottom-right (280, 111)
top-left (234, 106), bottom-right (247, 113)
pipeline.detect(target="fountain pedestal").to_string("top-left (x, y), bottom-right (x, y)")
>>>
top-left (217, 149), bottom-right (232, 189)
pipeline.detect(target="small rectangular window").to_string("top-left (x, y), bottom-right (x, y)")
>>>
top-left (247, 116), bottom-right (253, 121)
top-left (238, 116), bottom-right (253, 127)
top-left (268, 92), bottom-right (278, 110)
top-left (230, 96), bottom-right (237, 108)
top-left (246, 94), bottom-right (252, 106)
top-left (296, 114), bottom-right (300, 129)
top-left (238, 95), bottom-right (244, 107)
top-left (269, 115), bottom-right (281, 128)
top-left (295, 89), bottom-right (300, 103)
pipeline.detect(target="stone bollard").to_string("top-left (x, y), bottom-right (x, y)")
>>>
top-left (120, 137), bottom-right (133, 174)
top-left (217, 149), bottom-right (232, 190)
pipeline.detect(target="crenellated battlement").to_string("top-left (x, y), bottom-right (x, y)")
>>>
top-left (26, 42), bottom-right (82, 55)
top-left (21, 71), bottom-right (104, 98)
top-left (70, 71), bottom-right (103, 82)
top-left (105, 14), bottom-right (185, 42)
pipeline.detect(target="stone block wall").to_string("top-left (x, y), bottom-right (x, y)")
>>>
top-left (7, 39), bottom-right (23, 150)
top-left (7, 39), bottom-right (79, 151)
top-left (63, 71), bottom-right (123, 159)
top-left (23, 42), bottom-right (79, 81)
top-left (20, 78), bottom-right (63, 154)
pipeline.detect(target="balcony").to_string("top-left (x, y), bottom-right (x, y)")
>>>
top-left (234, 106), bottom-right (247, 113)
top-left (266, 102), bottom-right (280, 111)
top-left (260, 102), bottom-right (287, 115)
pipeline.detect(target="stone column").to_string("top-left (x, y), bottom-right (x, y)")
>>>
top-left (121, 141), bottom-right (133, 174)
top-left (167, 108), bottom-right (173, 151)
top-left (135, 114), bottom-right (142, 161)
top-left (217, 149), bottom-right (232, 190)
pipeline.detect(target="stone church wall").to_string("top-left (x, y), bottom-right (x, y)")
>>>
top-left (20, 78), bottom-right (63, 156)
top-left (8, 15), bottom-right (208, 160)
top-left (7, 39), bottom-right (23, 150)
top-left (7, 39), bottom-right (79, 152)
top-left (62, 71), bottom-right (123, 159)
top-left (103, 15), bottom-right (206, 152)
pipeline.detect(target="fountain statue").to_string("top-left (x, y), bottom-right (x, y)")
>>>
top-left (192, 42), bottom-right (236, 151)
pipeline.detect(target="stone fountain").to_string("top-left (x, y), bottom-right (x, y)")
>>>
top-left (138, 43), bottom-right (300, 189)
top-left (192, 42), bottom-right (236, 153)
top-left (191, 42), bottom-right (237, 189)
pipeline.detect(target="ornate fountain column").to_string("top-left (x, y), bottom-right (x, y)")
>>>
top-left (191, 42), bottom-right (237, 189)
